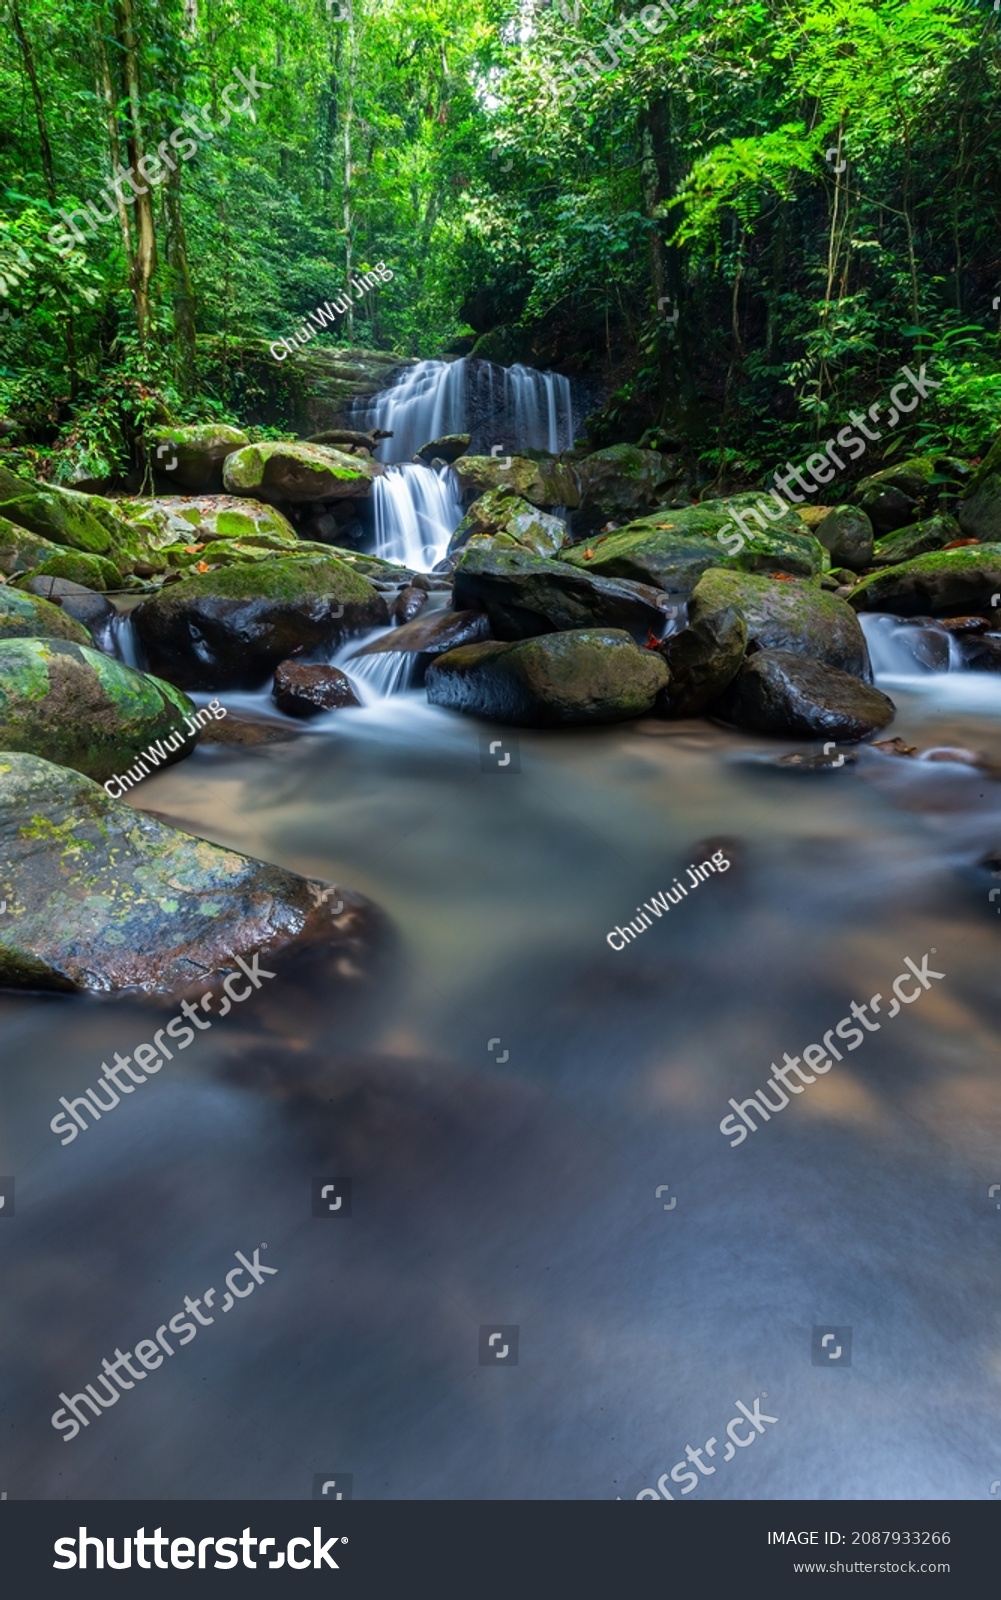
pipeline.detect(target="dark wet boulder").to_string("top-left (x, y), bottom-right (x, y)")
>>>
top-left (814, 504), bottom-right (874, 570)
top-left (415, 433), bottom-right (470, 464)
top-left (394, 585), bottom-right (428, 623)
top-left (574, 444), bottom-right (684, 530)
top-left (713, 649), bottom-right (895, 741)
top-left (852, 456), bottom-right (936, 505)
top-left (145, 423), bottom-right (251, 493)
top-left (447, 490), bottom-right (567, 559)
top-left (132, 556), bottom-right (389, 690)
top-left (222, 441), bottom-right (379, 504)
top-left (958, 432), bottom-right (1001, 540)
top-left (272, 661), bottom-right (361, 716)
top-left (425, 629), bottom-right (669, 725)
top-left (872, 513), bottom-right (962, 567)
top-left (453, 545), bottom-right (675, 641)
top-left (18, 575), bottom-right (116, 635)
top-left (659, 605), bottom-right (747, 717)
top-left (561, 494), bottom-right (825, 591)
top-left (0, 638), bottom-right (196, 781)
top-left (687, 568), bottom-right (872, 679)
top-left (0, 586), bottom-right (92, 645)
top-left (349, 607), bottom-right (492, 659)
top-left (847, 545), bottom-right (1001, 616)
top-left (0, 751), bottom-right (383, 996)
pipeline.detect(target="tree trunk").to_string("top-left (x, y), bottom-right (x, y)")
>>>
top-left (341, 0), bottom-right (356, 340)
top-left (115, 0), bottom-right (157, 344)
top-left (164, 168), bottom-right (196, 395)
top-left (10, 0), bottom-right (56, 203)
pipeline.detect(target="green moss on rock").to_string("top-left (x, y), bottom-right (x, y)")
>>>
top-left (0, 588), bottom-right (92, 645)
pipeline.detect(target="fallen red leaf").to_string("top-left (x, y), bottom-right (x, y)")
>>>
top-left (942, 539), bottom-right (979, 549)
top-left (769, 572), bottom-right (798, 581)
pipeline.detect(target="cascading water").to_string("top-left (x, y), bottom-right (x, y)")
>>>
top-left (370, 462), bottom-right (463, 571)
top-left (354, 356), bottom-right (575, 463)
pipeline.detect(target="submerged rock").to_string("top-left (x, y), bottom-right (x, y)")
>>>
top-left (847, 545), bottom-right (1001, 615)
top-left (425, 628), bottom-right (669, 725)
top-left (0, 638), bottom-right (196, 781)
top-left (0, 751), bottom-right (383, 996)
top-left (272, 661), bottom-right (361, 716)
top-left (145, 424), bottom-right (251, 493)
top-left (686, 567), bottom-right (872, 678)
top-left (453, 545), bottom-right (673, 641)
top-left (713, 648), bottom-right (895, 740)
top-left (0, 586), bottom-right (92, 645)
top-left (222, 442), bottom-right (379, 504)
top-left (133, 556), bottom-right (389, 690)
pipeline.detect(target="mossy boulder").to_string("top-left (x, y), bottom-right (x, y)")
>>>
top-left (425, 629), bottom-right (669, 725)
top-left (0, 751), bottom-right (384, 996)
top-left (0, 469), bottom-right (151, 574)
top-left (415, 433), bottom-right (470, 464)
top-left (849, 460), bottom-right (935, 536)
top-left (451, 453), bottom-right (581, 510)
top-left (222, 441), bottom-right (379, 503)
top-left (452, 545), bottom-right (674, 641)
top-left (0, 638), bottom-right (196, 781)
top-left (0, 515), bottom-right (65, 577)
top-left (561, 495), bottom-right (825, 592)
top-left (687, 568), bottom-right (872, 678)
top-left (133, 555), bottom-right (389, 689)
top-left (574, 444), bottom-right (684, 530)
top-left (0, 586), bottom-right (92, 645)
top-left (28, 549), bottom-right (123, 591)
top-left (448, 490), bottom-right (567, 559)
top-left (958, 431), bottom-right (1001, 539)
top-left (146, 423), bottom-right (251, 492)
top-left (872, 513), bottom-right (962, 567)
top-left (713, 649), bottom-right (895, 741)
top-left (847, 545), bottom-right (1001, 616)
top-left (814, 504), bottom-right (874, 570)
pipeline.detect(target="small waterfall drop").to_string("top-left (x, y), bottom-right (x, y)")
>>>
top-left (355, 356), bottom-right (574, 462)
top-left (371, 463), bottom-right (463, 571)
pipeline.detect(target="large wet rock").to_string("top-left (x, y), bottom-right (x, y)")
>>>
top-left (847, 545), bottom-right (1001, 616)
top-left (871, 513), bottom-right (961, 567)
top-left (272, 661), bottom-right (361, 716)
top-left (0, 751), bottom-right (382, 996)
top-left (561, 495), bottom-right (825, 591)
top-left (117, 494), bottom-right (299, 555)
top-left (574, 444), bottom-right (682, 530)
top-left (146, 424), bottom-right (251, 493)
top-left (0, 639), bottom-right (196, 781)
top-left (452, 545), bottom-right (674, 641)
top-left (958, 432), bottom-right (1001, 539)
top-left (687, 568), bottom-right (872, 678)
top-left (850, 457), bottom-right (934, 534)
top-left (713, 649), bottom-right (895, 740)
top-left (448, 490), bottom-right (567, 559)
top-left (0, 465), bottom-right (129, 558)
top-left (222, 442), bottom-right (379, 504)
top-left (19, 575), bottom-right (116, 635)
top-left (451, 453), bottom-right (581, 510)
top-left (0, 515), bottom-right (65, 577)
top-left (349, 607), bottom-right (492, 659)
top-left (659, 605), bottom-right (747, 717)
top-left (425, 629), bottom-right (669, 725)
top-left (0, 586), bottom-right (92, 645)
top-left (133, 555), bottom-right (389, 690)
top-left (416, 433), bottom-right (470, 464)
top-left (814, 504), bottom-right (874, 570)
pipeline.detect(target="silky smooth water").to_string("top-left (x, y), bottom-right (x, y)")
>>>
top-left (3, 661), bottom-right (1000, 1500)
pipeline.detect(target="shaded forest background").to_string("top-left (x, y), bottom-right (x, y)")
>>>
top-left (2, 0), bottom-right (1001, 487)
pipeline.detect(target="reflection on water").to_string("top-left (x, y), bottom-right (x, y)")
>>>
top-left (2, 647), bottom-right (1001, 1500)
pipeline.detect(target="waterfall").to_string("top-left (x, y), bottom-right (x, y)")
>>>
top-left (355, 356), bottom-right (574, 462)
top-left (371, 463), bottom-right (463, 571)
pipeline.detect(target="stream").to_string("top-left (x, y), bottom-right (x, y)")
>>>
top-left (2, 363), bottom-right (1000, 1502)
